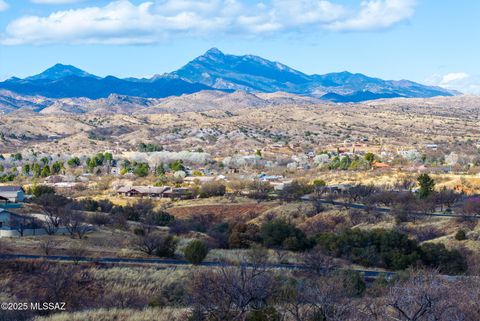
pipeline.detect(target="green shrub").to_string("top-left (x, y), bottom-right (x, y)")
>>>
top-left (133, 163), bottom-right (150, 177)
top-left (28, 185), bottom-right (55, 198)
top-left (316, 228), bottom-right (467, 274)
top-left (455, 229), bottom-right (467, 241)
top-left (199, 181), bottom-right (226, 198)
top-left (184, 240), bottom-right (209, 265)
top-left (420, 243), bottom-right (467, 275)
top-left (155, 235), bottom-right (178, 258)
top-left (337, 270), bottom-right (366, 297)
top-left (146, 212), bottom-right (175, 226)
top-left (148, 281), bottom-right (187, 308)
top-left (261, 219), bottom-right (309, 251)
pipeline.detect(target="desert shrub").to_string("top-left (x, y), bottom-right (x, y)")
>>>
top-left (138, 142), bottom-right (163, 152)
top-left (413, 226), bottom-right (444, 242)
top-left (169, 160), bottom-right (185, 171)
top-left (260, 219), bottom-right (310, 251)
top-left (155, 235), bottom-right (178, 258)
top-left (316, 229), bottom-right (467, 274)
top-left (33, 193), bottom-right (70, 207)
top-left (317, 229), bottom-right (421, 270)
top-left (28, 185), bottom-right (55, 198)
top-left (199, 181), bottom-right (226, 198)
top-left (170, 214), bottom-right (219, 235)
top-left (134, 233), bottom-right (172, 256)
top-left (397, 225), bottom-right (444, 242)
top-left (169, 220), bottom-right (194, 235)
top-left (149, 281), bottom-right (188, 308)
top-left (336, 270), bottom-right (366, 298)
top-left (133, 227), bottom-right (145, 236)
top-left (420, 243), bottom-right (467, 274)
top-left (133, 163), bottom-right (150, 177)
top-left (87, 213), bottom-right (111, 226)
top-left (145, 211), bottom-right (175, 226)
top-left (74, 199), bottom-right (114, 212)
top-left (206, 222), bottom-right (230, 249)
top-left (279, 180), bottom-right (314, 201)
top-left (281, 236), bottom-right (304, 251)
top-left (229, 223), bottom-right (262, 249)
top-left (455, 229), bottom-right (467, 241)
top-left (328, 155), bottom-right (352, 170)
top-left (184, 240), bottom-right (209, 265)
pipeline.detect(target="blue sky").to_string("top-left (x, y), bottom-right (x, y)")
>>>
top-left (0, 0), bottom-right (479, 94)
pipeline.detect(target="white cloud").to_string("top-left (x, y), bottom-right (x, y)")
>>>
top-left (31, 0), bottom-right (89, 3)
top-left (327, 0), bottom-right (417, 31)
top-left (428, 72), bottom-right (480, 95)
top-left (0, 0), bottom-right (9, 12)
top-left (0, 0), bottom-right (418, 45)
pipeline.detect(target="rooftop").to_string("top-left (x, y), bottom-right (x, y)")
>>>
top-left (0, 186), bottom-right (24, 192)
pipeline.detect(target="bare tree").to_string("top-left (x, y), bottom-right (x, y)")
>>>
top-left (63, 211), bottom-right (91, 239)
top-left (12, 215), bottom-right (40, 237)
top-left (302, 246), bottom-right (338, 276)
top-left (40, 238), bottom-right (57, 255)
top-left (190, 248), bottom-right (279, 321)
top-left (37, 264), bottom-right (95, 308)
top-left (44, 207), bottom-right (62, 235)
top-left (280, 274), bottom-right (354, 321)
top-left (66, 243), bottom-right (87, 264)
top-left (360, 270), bottom-right (472, 321)
top-left (133, 232), bottom-right (164, 255)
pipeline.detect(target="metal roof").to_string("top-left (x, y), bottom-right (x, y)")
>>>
top-left (0, 186), bottom-right (24, 192)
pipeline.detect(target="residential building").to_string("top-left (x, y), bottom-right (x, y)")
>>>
top-left (0, 186), bottom-right (26, 203)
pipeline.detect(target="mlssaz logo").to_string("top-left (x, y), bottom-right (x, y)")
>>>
top-left (30, 302), bottom-right (66, 311)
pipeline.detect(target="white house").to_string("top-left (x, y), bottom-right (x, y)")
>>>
top-left (0, 209), bottom-right (40, 237)
top-left (0, 186), bottom-right (26, 203)
top-left (0, 209), bottom-right (70, 238)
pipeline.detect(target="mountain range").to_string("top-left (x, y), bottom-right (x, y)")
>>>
top-left (0, 48), bottom-right (457, 105)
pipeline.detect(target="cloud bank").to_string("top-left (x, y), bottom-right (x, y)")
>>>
top-left (31, 0), bottom-right (89, 4)
top-left (0, 0), bottom-right (9, 12)
top-left (432, 72), bottom-right (480, 95)
top-left (1, 0), bottom-right (418, 45)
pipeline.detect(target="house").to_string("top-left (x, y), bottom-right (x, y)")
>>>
top-left (258, 173), bottom-right (283, 182)
top-left (0, 196), bottom-right (8, 207)
top-left (162, 188), bottom-right (193, 200)
top-left (0, 186), bottom-right (26, 203)
top-left (0, 209), bottom-right (41, 237)
top-left (117, 186), bottom-right (171, 198)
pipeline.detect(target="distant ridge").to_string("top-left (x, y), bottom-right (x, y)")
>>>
top-left (25, 64), bottom-right (98, 81)
top-left (0, 48), bottom-right (458, 102)
top-left (172, 48), bottom-right (458, 102)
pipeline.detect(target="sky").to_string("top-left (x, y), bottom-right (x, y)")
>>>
top-left (0, 0), bottom-right (479, 94)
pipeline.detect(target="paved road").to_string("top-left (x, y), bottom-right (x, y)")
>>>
top-left (0, 253), bottom-right (395, 280)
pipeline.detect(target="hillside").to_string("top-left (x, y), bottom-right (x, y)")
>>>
top-left (1, 95), bottom-right (479, 155)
